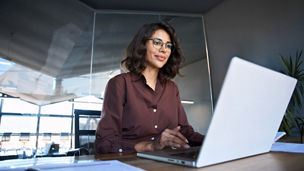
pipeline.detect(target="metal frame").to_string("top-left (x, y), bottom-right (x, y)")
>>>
top-left (74, 109), bottom-right (100, 150)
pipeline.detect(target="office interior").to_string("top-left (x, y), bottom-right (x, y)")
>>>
top-left (0, 0), bottom-right (303, 161)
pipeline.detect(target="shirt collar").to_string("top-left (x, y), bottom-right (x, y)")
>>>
top-left (130, 72), bottom-right (166, 84)
top-left (130, 72), bottom-right (144, 82)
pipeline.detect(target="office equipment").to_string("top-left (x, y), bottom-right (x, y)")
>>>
top-left (138, 57), bottom-right (297, 167)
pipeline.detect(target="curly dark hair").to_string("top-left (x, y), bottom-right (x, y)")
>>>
top-left (121, 22), bottom-right (183, 80)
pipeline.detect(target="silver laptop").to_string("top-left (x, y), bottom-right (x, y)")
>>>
top-left (137, 57), bottom-right (297, 168)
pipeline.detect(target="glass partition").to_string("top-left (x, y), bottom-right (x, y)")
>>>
top-left (93, 13), bottom-right (212, 134)
top-left (0, 0), bottom-right (93, 157)
top-left (0, 2), bottom-right (93, 106)
top-left (0, 1), bottom-right (212, 157)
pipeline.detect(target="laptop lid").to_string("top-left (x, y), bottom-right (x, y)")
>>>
top-left (196, 57), bottom-right (297, 167)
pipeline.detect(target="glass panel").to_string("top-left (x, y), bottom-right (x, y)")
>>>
top-left (1, 98), bottom-right (39, 114)
top-left (0, 1), bottom-right (93, 105)
top-left (39, 117), bottom-right (71, 133)
top-left (92, 14), bottom-right (160, 99)
top-left (79, 135), bottom-right (95, 154)
top-left (0, 1), bottom-right (213, 150)
top-left (73, 96), bottom-right (103, 111)
top-left (40, 101), bottom-right (72, 115)
top-left (93, 13), bottom-right (213, 134)
top-left (73, 102), bottom-right (102, 111)
top-left (38, 133), bottom-right (72, 153)
top-left (35, 134), bottom-right (72, 154)
top-left (0, 115), bottom-right (37, 133)
top-left (0, 134), bottom-right (36, 157)
top-left (37, 117), bottom-right (72, 153)
top-left (171, 17), bottom-right (213, 134)
top-left (0, 58), bottom-right (14, 77)
top-left (79, 117), bottom-right (100, 130)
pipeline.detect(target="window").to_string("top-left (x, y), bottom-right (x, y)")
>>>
top-left (40, 101), bottom-right (73, 115)
top-left (0, 115), bottom-right (37, 133)
top-left (39, 117), bottom-right (72, 133)
top-left (2, 98), bottom-right (38, 114)
top-left (0, 115), bottom-right (38, 151)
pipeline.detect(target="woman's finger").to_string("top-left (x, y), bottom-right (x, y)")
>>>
top-left (160, 129), bottom-right (189, 148)
top-left (167, 127), bottom-right (188, 143)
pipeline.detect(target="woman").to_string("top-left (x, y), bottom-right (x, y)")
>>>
top-left (95, 22), bottom-right (204, 154)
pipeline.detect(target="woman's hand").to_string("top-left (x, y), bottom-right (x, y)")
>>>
top-left (153, 126), bottom-right (190, 150)
top-left (134, 126), bottom-right (190, 152)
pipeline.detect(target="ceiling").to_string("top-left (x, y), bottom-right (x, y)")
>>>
top-left (79, 0), bottom-right (224, 14)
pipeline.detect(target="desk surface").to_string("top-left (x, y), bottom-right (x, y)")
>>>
top-left (75, 152), bottom-right (304, 171)
top-left (1, 151), bottom-right (303, 170)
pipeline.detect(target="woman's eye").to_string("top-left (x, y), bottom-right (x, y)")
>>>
top-left (154, 41), bottom-right (162, 45)
top-left (166, 44), bottom-right (173, 49)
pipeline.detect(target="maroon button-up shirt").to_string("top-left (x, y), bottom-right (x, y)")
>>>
top-left (95, 72), bottom-right (204, 154)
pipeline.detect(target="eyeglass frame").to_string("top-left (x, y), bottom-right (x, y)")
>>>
top-left (147, 38), bottom-right (175, 52)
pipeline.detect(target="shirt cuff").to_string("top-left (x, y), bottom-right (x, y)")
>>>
top-left (111, 138), bottom-right (137, 153)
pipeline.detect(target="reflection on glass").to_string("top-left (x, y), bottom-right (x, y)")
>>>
top-left (79, 135), bottom-right (95, 154)
top-left (0, 1), bottom-right (93, 105)
top-left (0, 58), bottom-right (14, 77)
top-left (79, 117), bottom-right (100, 131)
top-left (63, 69), bottom-right (121, 99)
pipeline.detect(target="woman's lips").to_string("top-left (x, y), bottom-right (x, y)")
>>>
top-left (155, 55), bottom-right (166, 61)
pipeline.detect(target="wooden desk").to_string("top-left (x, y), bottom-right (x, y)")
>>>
top-left (75, 152), bottom-right (304, 171)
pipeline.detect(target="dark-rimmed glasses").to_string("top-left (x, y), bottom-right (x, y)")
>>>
top-left (148, 38), bottom-right (175, 52)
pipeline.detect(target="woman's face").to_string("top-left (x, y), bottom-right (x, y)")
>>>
top-left (145, 29), bottom-right (172, 70)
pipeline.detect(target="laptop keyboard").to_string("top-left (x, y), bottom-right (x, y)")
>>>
top-left (170, 150), bottom-right (199, 159)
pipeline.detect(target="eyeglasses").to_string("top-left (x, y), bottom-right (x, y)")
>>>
top-left (148, 38), bottom-right (175, 52)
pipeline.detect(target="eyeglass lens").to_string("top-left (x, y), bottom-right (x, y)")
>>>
top-left (151, 38), bottom-right (174, 51)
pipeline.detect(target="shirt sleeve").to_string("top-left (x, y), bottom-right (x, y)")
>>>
top-left (94, 76), bottom-right (136, 154)
top-left (175, 84), bottom-right (204, 146)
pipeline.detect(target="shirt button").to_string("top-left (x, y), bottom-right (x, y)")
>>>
top-left (153, 109), bottom-right (157, 112)
top-left (151, 137), bottom-right (155, 141)
top-left (118, 148), bottom-right (123, 153)
top-left (154, 125), bottom-right (158, 128)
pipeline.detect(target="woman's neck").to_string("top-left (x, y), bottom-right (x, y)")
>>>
top-left (142, 67), bottom-right (159, 91)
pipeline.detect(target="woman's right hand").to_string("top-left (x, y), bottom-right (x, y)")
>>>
top-left (135, 126), bottom-right (190, 152)
top-left (153, 126), bottom-right (190, 150)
